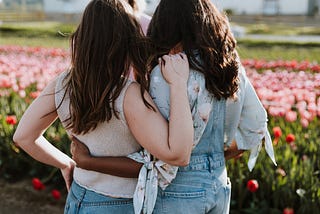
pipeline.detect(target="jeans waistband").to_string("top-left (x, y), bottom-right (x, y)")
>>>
top-left (179, 152), bottom-right (225, 172)
top-left (71, 181), bottom-right (121, 202)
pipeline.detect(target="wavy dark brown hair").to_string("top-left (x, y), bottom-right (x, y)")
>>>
top-left (127, 0), bottom-right (138, 11)
top-left (63, 0), bottom-right (151, 134)
top-left (148, 0), bottom-right (239, 100)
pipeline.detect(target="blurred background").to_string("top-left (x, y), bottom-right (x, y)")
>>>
top-left (1, 0), bottom-right (320, 49)
top-left (0, 0), bottom-right (319, 21)
top-left (0, 1), bottom-right (319, 214)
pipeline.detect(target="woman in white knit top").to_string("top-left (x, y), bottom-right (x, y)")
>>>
top-left (13, 0), bottom-right (194, 213)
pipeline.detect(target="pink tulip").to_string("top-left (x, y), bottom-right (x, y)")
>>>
top-left (285, 111), bottom-right (297, 123)
top-left (307, 102), bottom-right (317, 114)
top-left (276, 168), bottom-right (286, 177)
top-left (18, 90), bottom-right (26, 98)
top-left (300, 118), bottom-right (309, 128)
top-left (300, 110), bottom-right (313, 122)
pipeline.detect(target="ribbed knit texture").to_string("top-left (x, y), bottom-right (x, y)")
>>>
top-left (55, 71), bottom-right (141, 198)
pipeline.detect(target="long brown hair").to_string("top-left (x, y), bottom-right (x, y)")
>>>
top-left (127, 0), bottom-right (138, 11)
top-left (64, 0), bottom-right (150, 134)
top-left (148, 0), bottom-right (239, 100)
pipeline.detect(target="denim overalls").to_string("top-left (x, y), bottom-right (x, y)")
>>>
top-left (153, 98), bottom-right (231, 214)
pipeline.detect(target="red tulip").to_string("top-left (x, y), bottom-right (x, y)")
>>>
top-left (273, 127), bottom-right (282, 138)
top-left (51, 189), bottom-right (61, 200)
top-left (273, 137), bottom-right (279, 146)
top-left (285, 134), bottom-right (295, 144)
top-left (32, 178), bottom-right (45, 191)
top-left (283, 207), bottom-right (294, 214)
top-left (30, 91), bottom-right (40, 99)
top-left (5, 115), bottom-right (17, 125)
top-left (247, 179), bottom-right (259, 193)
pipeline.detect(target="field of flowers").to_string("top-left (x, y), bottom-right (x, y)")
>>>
top-left (0, 45), bottom-right (319, 213)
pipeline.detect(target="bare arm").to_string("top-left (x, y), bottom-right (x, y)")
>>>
top-left (224, 140), bottom-right (245, 160)
top-left (13, 77), bottom-right (76, 190)
top-left (124, 54), bottom-right (194, 166)
top-left (70, 54), bottom-right (193, 178)
top-left (71, 137), bottom-right (244, 178)
top-left (71, 137), bottom-right (142, 178)
top-left (71, 54), bottom-right (194, 177)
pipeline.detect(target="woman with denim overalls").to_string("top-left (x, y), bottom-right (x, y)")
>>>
top-left (13, 0), bottom-right (197, 213)
top-left (71, 0), bottom-right (276, 213)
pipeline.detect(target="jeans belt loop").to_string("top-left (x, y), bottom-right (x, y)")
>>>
top-left (208, 156), bottom-right (214, 173)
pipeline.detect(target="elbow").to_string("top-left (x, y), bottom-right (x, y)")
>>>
top-left (164, 136), bottom-right (193, 166)
top-left (13, 131), bottom-right (27, 148)
top-left (13, 132), bottom-right (22, 147)
top-left (169, 143), bottom-right (193, 166)
top-left (174, 157), bottom-right (190, 166)
top-left (165, 152), bottom-right (191, 166)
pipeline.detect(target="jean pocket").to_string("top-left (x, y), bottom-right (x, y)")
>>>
top-left (64, 202), bottom-right (81, 214)
top-left (64, 188), bottom-right (80, 214)
top-left (64, 203), bottom-right (70, 214)
top-left (158, 184), bottom-right (206, 214)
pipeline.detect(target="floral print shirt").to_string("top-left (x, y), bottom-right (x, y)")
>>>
top-left (128, 65), bottom-right (277, 214)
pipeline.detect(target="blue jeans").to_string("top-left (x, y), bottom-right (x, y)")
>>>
top-left (153, 153), bottom-right (231, 214)
top-left (64, 181), bottom-right (134, 214)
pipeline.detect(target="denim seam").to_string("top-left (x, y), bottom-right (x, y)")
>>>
top-left (81, 199), bottom-right (133, 207)
top-left (162, 190), bottom-right (206, 198)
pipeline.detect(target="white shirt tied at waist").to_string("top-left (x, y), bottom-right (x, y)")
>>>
top-left (128, 65), bottom-right (277, 214)
top-left (128, 150), bottom-right (177, 214)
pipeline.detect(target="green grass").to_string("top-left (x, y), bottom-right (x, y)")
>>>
top-left (236, 23), bottom-right (320, 36)
top-left (2, 36), bottom-right (320, 62)
top-left (0, 21), bottom-right (75, 37)
top-left (0, 36), bottom-right (69, 48)
top-left (237, 39), bottom-right (320, 62)
top-left (237, 44), bottom-right (320, 62)
top-left (0, 21), bottom-right (75, 48)
top-left (1, 21), bottom-right (320, 62)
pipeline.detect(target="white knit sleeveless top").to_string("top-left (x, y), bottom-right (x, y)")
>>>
top-left (55, 71), bottom-right (141, 198)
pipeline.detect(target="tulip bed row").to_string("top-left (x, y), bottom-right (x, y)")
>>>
top-left (0, 45), bottom-right (319, 213)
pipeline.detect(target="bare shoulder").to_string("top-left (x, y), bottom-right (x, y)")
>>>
top-left (40, 75), bottom-right (59, 96)
top-left (124, 82), bottom-right (140, 99)
top-left (123, 82), bottom-right (157, 119)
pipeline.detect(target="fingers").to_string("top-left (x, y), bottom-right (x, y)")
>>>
top-left (161, 53), bottom-right (187, 63)
top-left (158, 57), bottom-right (164, 68)
top-left (159, 52), bottom-right (189, 85)
top-left (66, 182), bottom-right (70, 192)
top-left (71, 135), bottom-right (81, 143)
top-left (70, 141), bottom-right (75, 156)
top-left (179, 52), bottom-right (187, 61)
top-left (161, 55), bottom-right (171, 64)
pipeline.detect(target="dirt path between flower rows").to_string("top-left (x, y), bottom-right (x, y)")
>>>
top-left (0, 179), bottom-right (65, 214)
